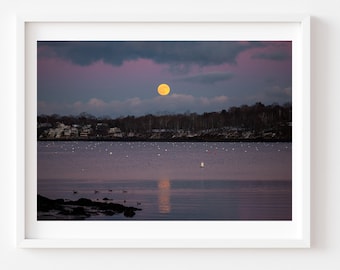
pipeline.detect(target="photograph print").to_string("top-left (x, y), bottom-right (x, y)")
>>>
top-left (37, 41), bottom-right (292, 220)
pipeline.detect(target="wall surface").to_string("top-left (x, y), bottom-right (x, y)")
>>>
top-left (1, 0), bottom-right (339, 269)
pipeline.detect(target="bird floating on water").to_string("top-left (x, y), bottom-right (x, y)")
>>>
top-left (200, 162), bottom-right (205, 168)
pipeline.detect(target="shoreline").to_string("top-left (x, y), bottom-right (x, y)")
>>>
top-left (37, 194), bottom-right (142, 220)
top-left (37, 137), bottom-right (292, 143)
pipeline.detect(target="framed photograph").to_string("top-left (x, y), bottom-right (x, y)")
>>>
top-left (17, 13), bottom-right (310, 248)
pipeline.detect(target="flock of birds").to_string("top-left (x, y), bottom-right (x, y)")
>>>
top-left (71, 158), bottom-right (205, 206)
top-left (43, 141), bottom-right (290, 209)
top-left (72, 188), bottom-right (142, 206)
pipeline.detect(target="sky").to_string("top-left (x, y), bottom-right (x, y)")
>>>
top-left (37, 41), bottom-right (292, 118)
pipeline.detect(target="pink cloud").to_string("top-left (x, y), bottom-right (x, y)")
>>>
top-left (38, 94), bottom-right (229, 117)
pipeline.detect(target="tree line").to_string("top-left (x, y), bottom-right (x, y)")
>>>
top-left (38, 102), bottom-right (292, 141)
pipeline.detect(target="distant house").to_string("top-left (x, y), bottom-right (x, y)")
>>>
top-left (95, 123), bottom-right (109, 136)
top-left (63, 128), bottom-right (71, 137)
top-left (70, 127), bottom-right (79, 137)
top-left (108, 127), bottom-right (123, 138)
top-left (47, 129), bottom-right (56, 138)
top-left (80, 125), bottom-right (93, 137)
top-left (127, 132), bottom-right (135, 138)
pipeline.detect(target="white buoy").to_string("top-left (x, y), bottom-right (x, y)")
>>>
top-left (200, 162), bottom-right (205, 168)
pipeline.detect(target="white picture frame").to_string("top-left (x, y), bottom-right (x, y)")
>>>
top-left (16, 13), bottom-right (310, 248)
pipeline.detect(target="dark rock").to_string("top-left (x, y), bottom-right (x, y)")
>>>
top-left (124, 208), bottom-right (136, 218)
top-left (55, 199), bottom-right (65, 204)
top-left (37, 194), bottom-right (65, 212)
top-left (58, 209), bottom-right (72, 215)
top-left (72, 207), bottom-right (90, 217)
top-left (73, 198), bottom-right (93, 206)
top-left (37, 194), bottom-right (142, 220)
top-left (103, 210), bottom-right (115, 216)
top-left (123, 207), bottom-right (141, 218)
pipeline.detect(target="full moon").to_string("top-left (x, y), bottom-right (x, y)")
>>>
top-left (157, 83), bottom-right (171, 96)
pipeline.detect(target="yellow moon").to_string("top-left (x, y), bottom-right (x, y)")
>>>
top-left (157, 83), bottom-right (171, 96)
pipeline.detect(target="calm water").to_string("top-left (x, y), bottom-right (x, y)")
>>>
top-left (37, 141), bottom-right (292, 220)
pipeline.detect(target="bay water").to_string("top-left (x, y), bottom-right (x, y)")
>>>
top-left (38, 141), bottom-right (292, 220)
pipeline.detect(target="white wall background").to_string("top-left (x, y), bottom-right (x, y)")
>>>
top-left (0, 0), bottom-right (339, 269)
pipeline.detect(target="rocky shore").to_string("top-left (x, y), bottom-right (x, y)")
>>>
top-left (37, 194), bottom-right (142, 220)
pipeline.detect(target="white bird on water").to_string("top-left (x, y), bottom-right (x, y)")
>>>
top-left (200, 162), bottom-right (205, 168)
